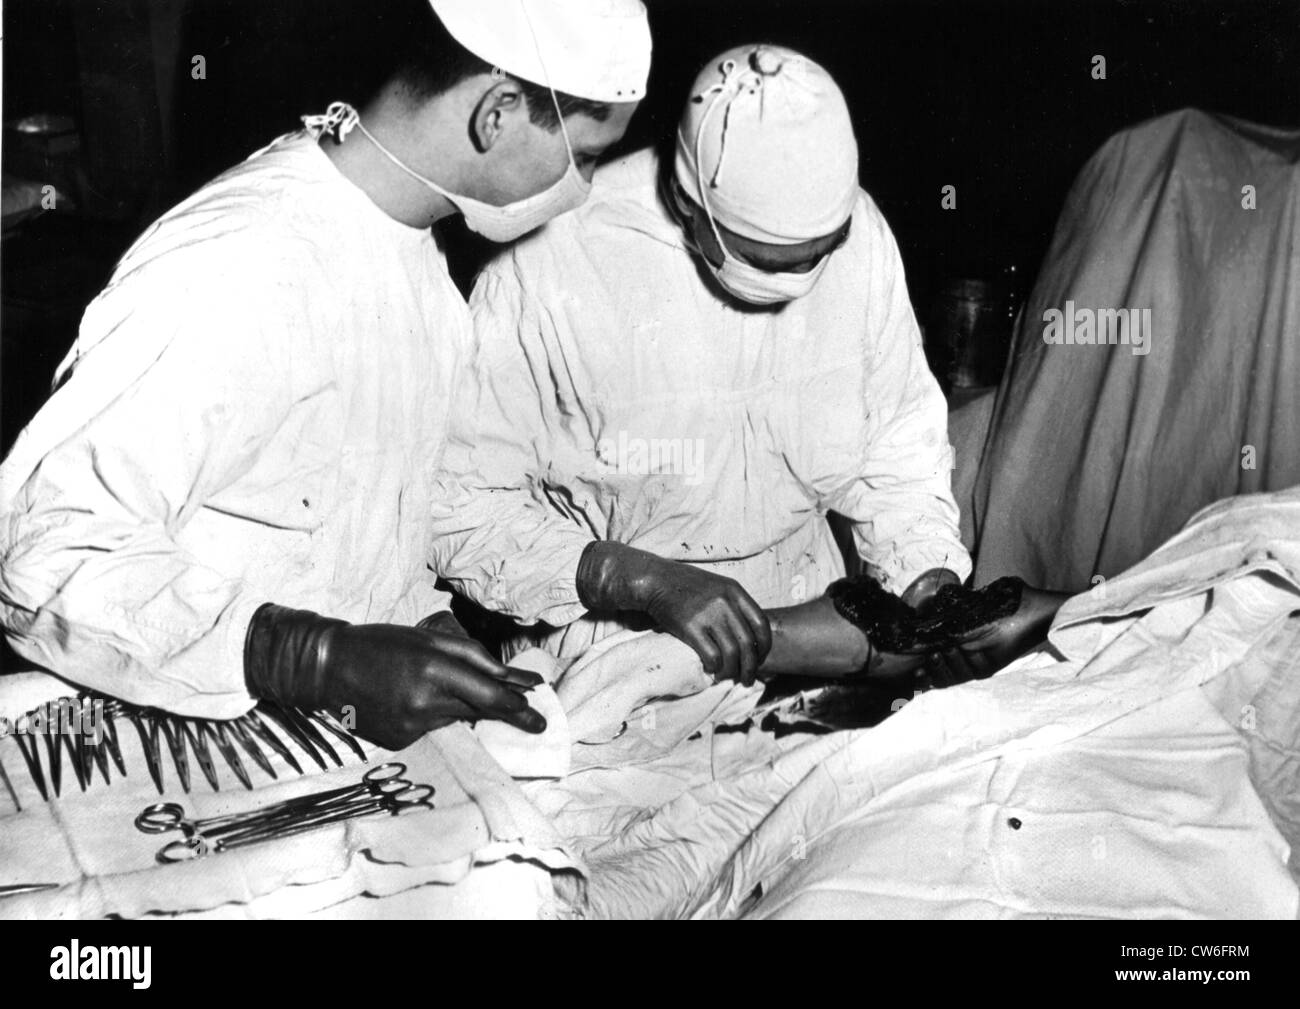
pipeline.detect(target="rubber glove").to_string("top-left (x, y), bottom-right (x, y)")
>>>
top-left (920, 586), bottom-right (1070, 686)
top-left (416, 610), bottom-right (472, 638)
top-left (900, 567), bottom-right (965, 613)
top-left (244, 603), bottom-right (546, 750)
top-left (576, 541), bottom-right (773, 684)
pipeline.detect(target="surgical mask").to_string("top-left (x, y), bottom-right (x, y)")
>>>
top-left (669, 173), bottom-right (830, 306)
top-left (704, 232), bottom-right (832, 305)
top-left (679, 58), bottom-right (836, 306)
top-left (303, 98), bottom-right (590, 243)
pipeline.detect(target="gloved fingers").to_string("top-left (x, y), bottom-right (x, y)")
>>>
top-left (870, 649), bottom-right (930, 678)
top-left (497, 666), bottom-right (545, 690)
top-left (361, 698), bottom-right (478, 750)
top-left (894, 619), bottom-right (1000, 657)
top-left (438, 662), bottom-right (545, 731)
top-left (426, 633), bottom-right (512, 677)
top-left (895, 638), bottom-right (941, 656)
top-left (916, 651), bottom-right (949, 689)
top-left (706, 622), bottom-right (742, 685)
top-left (681, 626), bottom-right (722, 678)
top-left (731, 589), bottom-right (773, 657)
top-left (946, 620), bottom-right (1005, 648)
top-left (915, 652), bottom-right (943, 690)
top-left (417, 698), bottom-right (479, 729)
top-left (418, 676), bottom-right (546, 738)
top-left (964, 645), bottom-right (1004, 679)
top-left (934, 646), bottom-right (979, 686)
top-left (722, 609), bottom-right (761, 685)
top-left (480, 698), bottom-right (549, 735)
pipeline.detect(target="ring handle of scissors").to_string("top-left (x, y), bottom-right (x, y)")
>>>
top-left (156, 835), bottom-right (210, 864)
top-left (384, 783), bottom-right (434, 806)
top-left (136, 802), bottom-right (249, 836)
top-left (135, 802), bottom-right (188, 834)
top-left (370, 777), bottom-right (417, 796)
top-left (363, 762), bottom-right (407, 783)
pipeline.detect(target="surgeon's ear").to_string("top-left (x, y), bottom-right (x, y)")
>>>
top-left (471, 78), bottom-right (525, 154)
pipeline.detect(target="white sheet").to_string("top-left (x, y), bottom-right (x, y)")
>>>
top-left (529, 488), bottom-right (1300, 918)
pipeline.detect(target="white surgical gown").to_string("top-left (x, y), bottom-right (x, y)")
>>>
top-left (0, 132), bottom-right (460, 717)
top-left (432, 148), bottom-right (969, 659)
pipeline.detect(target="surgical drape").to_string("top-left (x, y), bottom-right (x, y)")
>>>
top-left (968, 109), bottom-right (1300, 591)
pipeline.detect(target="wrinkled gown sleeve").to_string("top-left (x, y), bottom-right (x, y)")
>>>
top-left (0, 245), bottom-right (314, 716)
top-left (831, 214), bottom-right (972, 592)
top-left (429, 262), bottom-right (594, 628)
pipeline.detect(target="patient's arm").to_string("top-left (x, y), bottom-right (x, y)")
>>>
top-left (754, 581), bottom-right (1069, 684)
top-left (758, 597), bottom-right (926, 680)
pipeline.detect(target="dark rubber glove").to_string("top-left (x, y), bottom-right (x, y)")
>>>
top-left (900, 567), bottom-right (964, 614)
top-left (416, 610), bottom-right (472, 638)
top-left (919, 586), bottom-right (1069, 686)
top-left (576, 542), bottom-right (773, 685)
top-left (244, 603), bottom-right (545, 750)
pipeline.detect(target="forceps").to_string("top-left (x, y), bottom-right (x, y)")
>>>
top-left (136, 763), bottom-right (408, 835)
top-left (136, 763), bottom-right (434, 863)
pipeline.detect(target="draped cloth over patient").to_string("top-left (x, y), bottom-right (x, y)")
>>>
top-left (965, 109), bottom-right (1300, 592)
top-left (527, 488), bottom-right (1300, 919)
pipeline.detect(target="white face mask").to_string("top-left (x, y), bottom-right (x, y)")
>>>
top-left (703, 232), bottom-right (832, 305)
top-left (669, 179), bottom-right (831, 306)
top-left (305, 100), bottom-right (591, 243)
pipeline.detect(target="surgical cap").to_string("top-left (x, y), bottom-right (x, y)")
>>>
top-left (674, 45), bottom-right (859, 245)
top-left (428, 0), bottom-right (652, 103)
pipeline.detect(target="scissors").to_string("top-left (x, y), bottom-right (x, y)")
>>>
top-left (154, 782), bottom-right (433, 863)
top-left (136, 763), bottom-right (418, 835)
top-left (141, 764), bottom-right (433, 863)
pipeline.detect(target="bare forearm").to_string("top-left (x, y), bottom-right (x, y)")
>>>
top-left (760, 598), bottom-right (870, 678)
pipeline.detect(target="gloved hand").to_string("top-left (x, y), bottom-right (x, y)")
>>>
top-left (244, 603), bottom-right (545, 750)
top-left (919, 585), bottom-right (1069, 686)
top-left (900, 567), bottom-right (964, 614)
top-left (416, 610), bottom-right (472, 638)
top-left (576, 541), bottom-right (773, 684)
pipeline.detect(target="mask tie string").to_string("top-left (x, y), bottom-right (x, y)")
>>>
top-left (301, 101), bottom-right (359, 143)
top-left (518, 0), bottom-right (580, 169)
top-left (691, 59), bottom-right (754, 256)
top-left (304, 101), bottom-right (457, 199)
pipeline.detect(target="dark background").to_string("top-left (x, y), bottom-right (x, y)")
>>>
top-left (3, 0), bottom-right (1299, 452)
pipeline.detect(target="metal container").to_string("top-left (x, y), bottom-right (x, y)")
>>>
top-left (929, 274), bottom-right (1018, 390)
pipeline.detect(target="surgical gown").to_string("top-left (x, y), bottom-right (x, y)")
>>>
top-left (0, 132), bottom-right (460, 718)
top-left (431, 148), bottom-right (969, 659)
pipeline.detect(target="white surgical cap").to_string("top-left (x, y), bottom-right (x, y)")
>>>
top-left (674, 44), bottom-right (858, 245)
top-left (428, 0), bottom-right (652, 103)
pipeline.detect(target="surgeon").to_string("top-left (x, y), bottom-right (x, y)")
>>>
top-left (0, 0), bottom-right (651, 749)
top-left (430, 44), bottom-right (1056, 685)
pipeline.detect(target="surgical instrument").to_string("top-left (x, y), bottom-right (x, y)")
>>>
top-left (139, 764), bottom-right (434, 863)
